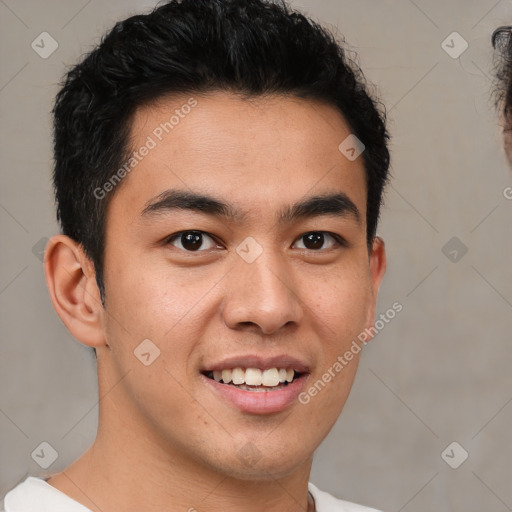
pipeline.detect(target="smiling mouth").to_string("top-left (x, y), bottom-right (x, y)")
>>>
top-left (202, 367), bottom-right (304, 392)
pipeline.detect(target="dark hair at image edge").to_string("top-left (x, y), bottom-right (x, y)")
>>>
top-left (493, 26), bottom-right (512, 131)
top-left (52, 0), bottom-right (391, 357)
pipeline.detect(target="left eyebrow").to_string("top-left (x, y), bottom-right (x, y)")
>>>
top-left (279, 192), bottom-right (361, 225)
top-left (140, 189), bottom-right (361, 225)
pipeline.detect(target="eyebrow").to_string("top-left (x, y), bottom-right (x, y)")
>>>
top-left (140, 189), bottom-right (361, 225)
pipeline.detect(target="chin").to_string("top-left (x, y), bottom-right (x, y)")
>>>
top-left (224, 458), bottom-right (309, 482)
top-left (199, 440), bottom-right (313, 481)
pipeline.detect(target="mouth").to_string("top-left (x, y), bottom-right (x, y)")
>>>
top-left (202, 367), bottom-right (304, 392)
top-left (200, 357), bottom-right (310, 414)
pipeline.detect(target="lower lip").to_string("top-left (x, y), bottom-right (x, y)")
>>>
top-left (201, 374), bottom-right (308, 414)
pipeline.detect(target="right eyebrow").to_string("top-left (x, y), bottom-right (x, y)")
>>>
top-left (140, 189), bottom-right (247, 222)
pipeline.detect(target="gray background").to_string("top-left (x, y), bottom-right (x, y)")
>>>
top-left (1, 0), bottom-right (512, 510)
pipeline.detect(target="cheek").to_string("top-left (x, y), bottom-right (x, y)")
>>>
top-left (106, 253), bottom-right (191, 321)
top-left (103, 257), bottom-right (219, 361)
top-left (305, 264), bottom-right (371, 341)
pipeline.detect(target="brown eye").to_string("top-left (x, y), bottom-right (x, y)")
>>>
top-left (294, 231), bottom-right (342, 250)
top-left (167, 231), bottom-right (217, 252)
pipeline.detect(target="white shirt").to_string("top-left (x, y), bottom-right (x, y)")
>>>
top-left (1, 476), bottom-right (382, 512)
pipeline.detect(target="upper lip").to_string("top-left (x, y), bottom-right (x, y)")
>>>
top-left (202, 354), bottom-right (310, 373)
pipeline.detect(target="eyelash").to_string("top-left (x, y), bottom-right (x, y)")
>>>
top-left (164, 230), bottom-right (348, 252)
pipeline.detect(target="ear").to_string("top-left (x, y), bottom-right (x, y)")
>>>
top-left (44, 234), bottom-right (107, 348)
top-left (364, 235), bottom-right (387, 333)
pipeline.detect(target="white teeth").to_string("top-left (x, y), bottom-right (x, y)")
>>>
top-left (245, 368), bottom-right (262, 386)
top-left (208, 367), bottom-right (299, 387)
top-left (261, 368), bottom-right (280, 386)
top-left (231, 367), bottom-right (245, 385)
top-left (221, 369), bottom-right (232, 384)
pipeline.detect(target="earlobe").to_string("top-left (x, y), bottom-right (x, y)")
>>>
top-left (44, 234), bottom-right (106, 348)
top-left (364, 235), bottom-right (387, 334)
top-left (370, 236), bottom-right (386, 289)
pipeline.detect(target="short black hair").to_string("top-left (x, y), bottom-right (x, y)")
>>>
top-left (493, 26), bottom-right (512, 130)
top-left (52, 0), bottom-right (390, 315)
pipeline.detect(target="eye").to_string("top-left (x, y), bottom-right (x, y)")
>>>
top-left (293, 231), bottom-right (345, 250)
top-left (166, 230), bottom-right (219, 252)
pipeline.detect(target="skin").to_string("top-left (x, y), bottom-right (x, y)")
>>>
top-left (44, 91), bottom-right (386, 512)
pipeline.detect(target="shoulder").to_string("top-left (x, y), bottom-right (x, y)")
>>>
top-left (2, 476), bottom-right (92, 512)
top-left (308, 482), bottom-right (382, 512)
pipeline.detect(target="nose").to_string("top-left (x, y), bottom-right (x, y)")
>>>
top-left (221, 249), bottom-right (304, 335)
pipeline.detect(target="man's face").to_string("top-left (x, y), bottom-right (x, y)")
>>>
top-left (98, 91), bottom-right (385, 479)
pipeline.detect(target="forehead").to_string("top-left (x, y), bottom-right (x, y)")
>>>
top-left (108, 90), bottom-right (367, 224)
